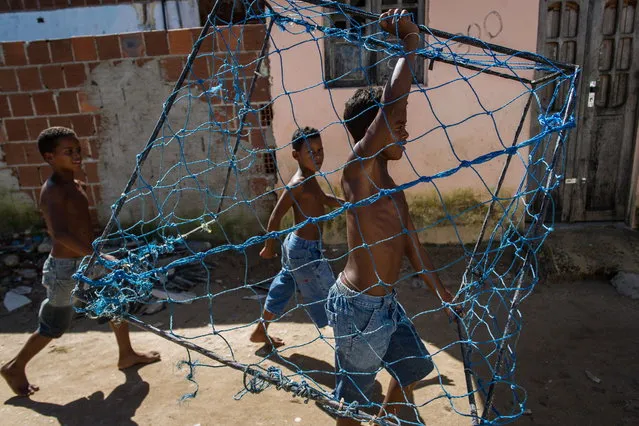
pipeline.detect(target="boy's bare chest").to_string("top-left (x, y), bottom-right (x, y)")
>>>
top-left (65, 184), bottom-right (90, 213)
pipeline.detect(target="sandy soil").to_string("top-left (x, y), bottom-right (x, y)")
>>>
top-left (1, 243), bottom-right (638, 425)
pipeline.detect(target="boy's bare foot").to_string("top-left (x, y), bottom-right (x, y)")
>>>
top-left (250, 325), bottom-right (285, 347)
top-left (118, 350), bottom-right (161, 370)
top-left (1, 361), bottom-right (39, 396)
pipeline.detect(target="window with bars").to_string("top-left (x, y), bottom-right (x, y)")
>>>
top-left (324, 0), bottom-right (426, 88)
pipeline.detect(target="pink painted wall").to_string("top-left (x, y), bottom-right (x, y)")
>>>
top-left (267, 0), bottom-right (540, 200)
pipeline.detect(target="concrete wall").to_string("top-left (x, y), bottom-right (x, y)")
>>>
top-left (0, 25), bottom-right (276, 233)
top-left (268, 0), bottom-right (540, 203)
top-left (0, 0), bottom-right (200, 42)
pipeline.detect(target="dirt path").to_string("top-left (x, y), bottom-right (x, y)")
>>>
top-left (1, 278), bottom-right (638, 425)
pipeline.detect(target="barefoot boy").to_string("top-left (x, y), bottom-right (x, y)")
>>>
top-left (324, 10), bottom-right (456, 424)
top-left (1, 127), bottom-right (160, 397)
top-left (250, 127), bottom-right (343, 349)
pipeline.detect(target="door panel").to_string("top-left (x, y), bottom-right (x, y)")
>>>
top-left (536, 0), bottom-right (639, 222)
top-left (577, 0), bottom-right (639, 221)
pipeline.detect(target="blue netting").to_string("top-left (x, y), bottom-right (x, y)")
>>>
top-left (73, 1), bottom-right (578, 425)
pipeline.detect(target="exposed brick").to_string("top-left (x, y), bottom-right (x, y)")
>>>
top-left (168, 30), bottom-right (193, 55)
top-left (0, 95), bottom-right (10, 117)
top-left (23, 0), bottom-right (39, 9)
top-left (84, 183), bottom-right (95, 204)
top-left (102, 0), bottom-right (116, 4)
top-left (96, 35), bottom-right (121, 60)
top-left (78, 137), bottom-right (98, 159)
top-left (85, 0), bottom-right (98, 5)
top-left (8, 93), bottom-right (33, 117)
top-left (49, 39), bottom-right (74, 63)
top-left (1, 143), bottom-right (25, 165)
top-left (41, 64), bottom-right (66, 89)
top-left (17, 67), bottom-right (42, 91)
top-left (242, 25), bottom-right (267, 51)
top-left (250, 129), bottom-right (266, 149)
top-left (26, 40), bottom-right (51, 64)
top-left (72, 37), bottom-right (97, 61)
top-left (56, 90), bottom-right (79, 114)
top-left (78, 92), bottom-right (99, 113)
top-left (48, 115), bottom-right (72, 128)
top-left (236, 51), bottom-right (259, 78)
top-left (83, 161), bottom-right (99, 183)
top-left (17, 165), bottom-right (43, 187)
top-left (0, 68), bottom-right (19, 92)
top-left (191, 28), bottom-right (214, 53)
top-left (189, 56), bottom-right (210, 81)
top-left (119, 33), bottom-right (144, 57)
top-left (32, 92), bottom-right (57, 115)
top-left (25, 117), bottom-right (49, 139)
top-left (143, 31), bottom-right (169, 56)
top-left (249, 177), bottom-right (268, 195)
top-left (160, 57), bottom-right (185, 82)
top-left (39, 0), bottom-right (55, 8)
top-left (5, 118), bottom-right (28, 141)
top-left (69, 0), bottom-right (86, 6)
top-left (53, 0), bottom-right (67, 7)
top-left (23, 142), bottom-right (42, 164)
top-left (71, 114), bottom-right (95, 137)
top-left (92, 185), bottom-right (102, 204)
top-left (2, 41), bottom-right (26, 66)
top-left (213, 105), bottom-right (236, 128)
top-left (63, 63), bottom-right (86, 87)
top-left (216, 27), bottom-right (242, 52)
top-left (89, 209), bottom-right (98, 226)
top-left (252, 76), bottom-right (270, 102)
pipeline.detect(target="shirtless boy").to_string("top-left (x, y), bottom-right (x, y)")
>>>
top-left (250, 127), bottom-right (344, 349)
top-left (324, 10), bottom-right (456, 424)
top-left (1, 127), bottom-right (160, 397)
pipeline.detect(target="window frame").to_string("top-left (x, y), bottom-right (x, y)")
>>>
top-left (323, 0), bottom-right (427, 88)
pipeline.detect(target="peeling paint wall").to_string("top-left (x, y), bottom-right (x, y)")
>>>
top-left (0, 0), bottom-right (200, 42)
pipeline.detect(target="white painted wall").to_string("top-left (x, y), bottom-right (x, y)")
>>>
top-left (0, 0), bottom-right (200, 42)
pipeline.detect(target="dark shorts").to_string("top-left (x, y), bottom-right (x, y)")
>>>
top-left (264, 233), bottom-right (335, 327)
top-left (325, 275), bottom-right (434, 404)
top-left (37, 256), bottom-right (83, 338)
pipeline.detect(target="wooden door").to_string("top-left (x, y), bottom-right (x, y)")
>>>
top-left (537, 0), bottom-right (639, 222)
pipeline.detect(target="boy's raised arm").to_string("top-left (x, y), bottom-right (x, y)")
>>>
top-left (354, 9), bottom-right (419, 160)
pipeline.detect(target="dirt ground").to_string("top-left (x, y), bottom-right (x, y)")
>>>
top-left (1, 239), bottom-right (639, 425)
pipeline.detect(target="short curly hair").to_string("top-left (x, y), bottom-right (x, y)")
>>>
top-left (37, 127), bottom-right (77, 157)
top-left (343, 87), bottom-right (383, 142)
top-left (291, 126), bottom-right (320, 151)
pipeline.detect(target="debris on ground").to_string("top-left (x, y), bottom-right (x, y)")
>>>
top-left (611, 272), bottom-right (639, 299)
top-left (585, 370), bottom-right (602, 384)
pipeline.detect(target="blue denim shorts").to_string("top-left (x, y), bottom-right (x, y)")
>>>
top-left (264, 233), bottom-right (335, 327)
top-left (38, 256), bottom-right (83, 338)
top-left (325, 275), bottom-right (434, 404)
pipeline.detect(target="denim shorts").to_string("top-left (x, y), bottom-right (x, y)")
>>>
top-left (325, 275), bottom-right (434, 404)
top-left (38, 256), bottom-right (83, 338)
top-left (264, 233), bottom-right (335, 328)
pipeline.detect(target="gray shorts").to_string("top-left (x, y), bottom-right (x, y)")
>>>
top-left (37, 256), bottom-right (83, 338)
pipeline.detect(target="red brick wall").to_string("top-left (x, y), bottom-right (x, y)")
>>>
top-left (0, 0), bottom-right (149, 13)
top-left (0, 25), bottom-right (270, 225)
